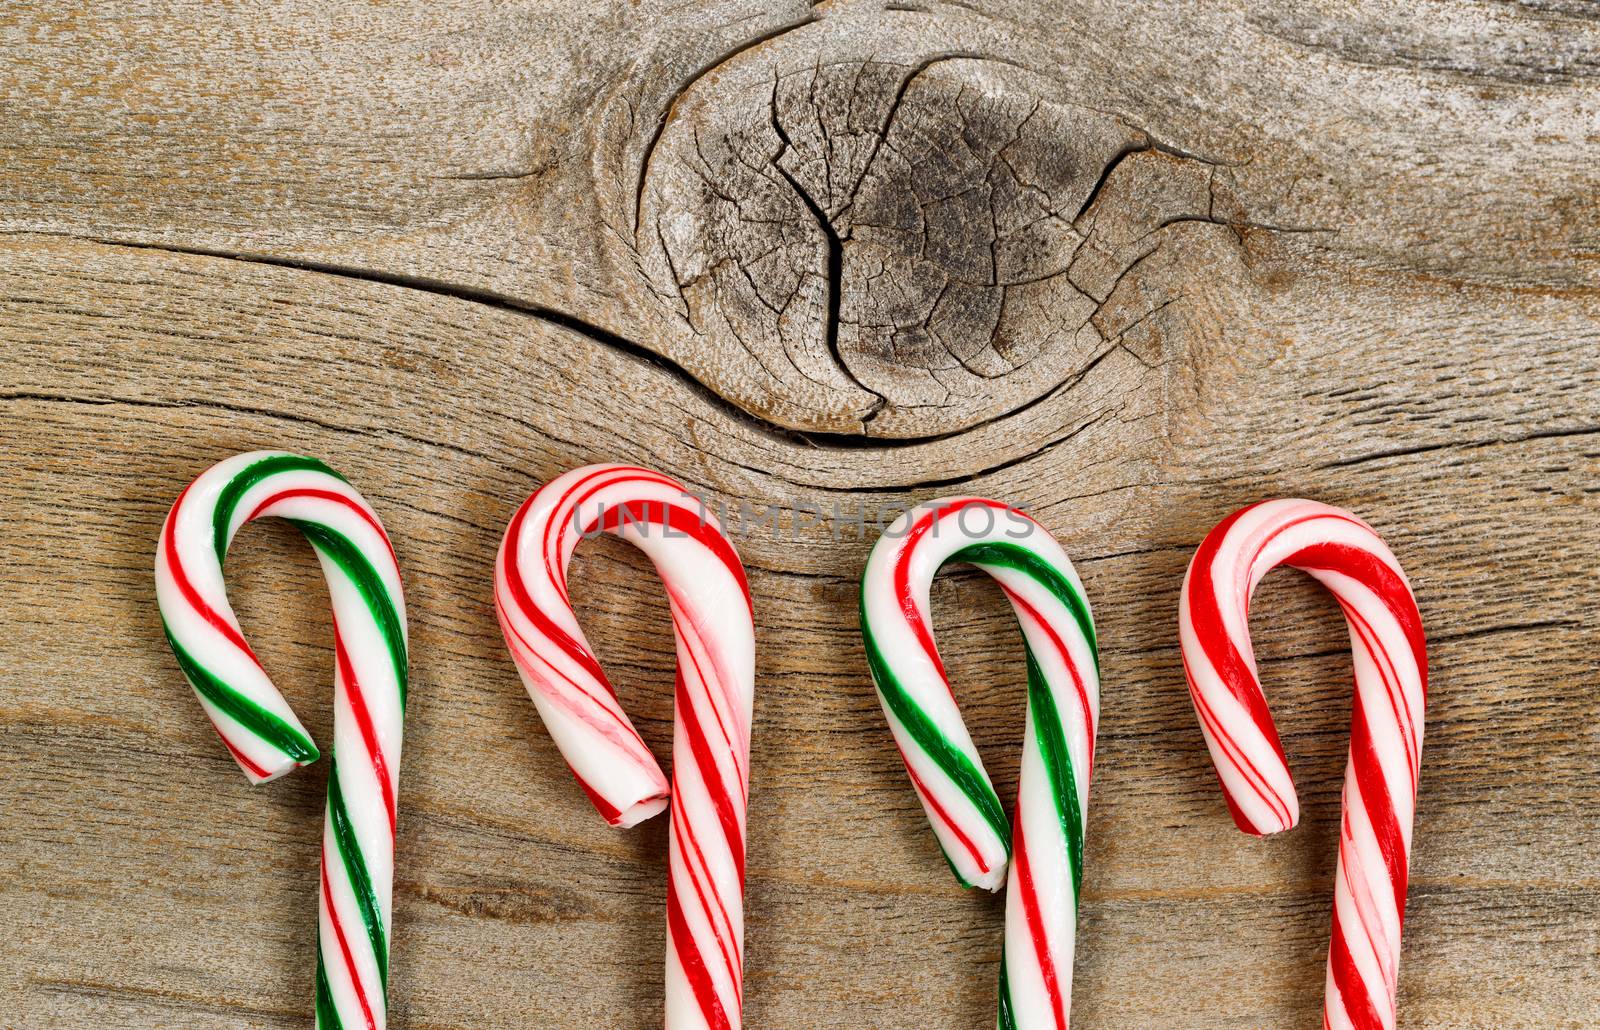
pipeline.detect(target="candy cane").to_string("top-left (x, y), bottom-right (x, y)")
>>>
top-left (155, 451), bottom-right (408, 1030)
top-left (860, 498), bottom-right (1099, 1030)
top-left (1178, 499), bottom-right (1427, 1030)
top-left (494, 464), bottom-right (755, 1030)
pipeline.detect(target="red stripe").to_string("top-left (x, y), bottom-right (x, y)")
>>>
top-left (667, 879), bottom-right (734, 1030)
top-left (219, 735), bottom-right (272, 780)
top-left (333, 618), bottom-right (397, 837)
top-left (893, 739), bottom-right (990, 876)
top-left (1340, 827), bottom-right (1392, 988)
top-left (546, 466), bottom-right (684, 597)
top-left (503, 493), bottom-right (621, 698)
top-left (1286, 540), bottom-right (1428, 701)
top-left (245, 487), bottom-right (398, 569)
top-left (1182, 503), bottom-right (1294, 796)
top-left (675, 667), bottom-right (746, 880)
top-left (1282, 539), bottom-right (1419, 923)
top-left (589, 500), bottom-right (752, 615)
top-left (571, 767), bottom-right (626, 824)
top-left (321, 852), bottom-right (379, 1030)
top-left (1010, 817), bottom-right (1068, 1030)
top-left (999, 583), bottom-right (1094, 769)
top-left (672, 789), bottom-right (742, 988)
top-left (670, 597), bottom-right (747, 800)
top-left (545, 466), bottom-right (630, 596)
top-left (892, 500), bottom-right (1011, 688)
top-left (1348, 690), bottom-right (1410, 922)
top-left (1181, 646), bottom-right (1291, 832)
top-left (1290, 540), bottom-right (1425, 771)
top-left (1328, 903), bottom-right (1384, 1030)
top-left (162, 480), bottom-right (263, 669)
top-left (492, 578), bottom-right (656, 754)
top-left (1338, 599), bottom-right (1418, 785)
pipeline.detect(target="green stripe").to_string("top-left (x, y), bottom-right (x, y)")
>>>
top-left (328, 763), bottom-right (389, 990)
top-left (870, 536), bottom-right (1095, 1026)
top-left (996, 947), bottom-right (1018, 1030)
top-left (860, 539), bottom-right (1097, 893)
top-left (294, 520), bottom-right (409, 710)
top-left (212, 453), bottom-right (345, 563)
top-left (948, 541), bottom-right (1099, 676)
top-left (314, 946), bottom-right (344, 1030)
top-left (860, 594), bottom-right (1012, 863)
top-left (957, 538), bottom-right (1092, 898)
top-left (960, 538), bottom-right (1093, 901)
top-left (163, 619), bottom-right (320, 765)
top-left (1024, 648), bottom-right (1085, 906)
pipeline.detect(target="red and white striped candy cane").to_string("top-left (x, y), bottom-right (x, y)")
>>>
top-left (155, 451), bottom-right (408, 1030)
top-left (1178, 499), bottom-right (1427, 1030)
top-left (494, 464), bottom-right (755, 1030)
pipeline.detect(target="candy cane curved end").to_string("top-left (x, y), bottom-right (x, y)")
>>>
top-left (861, 497), bottom-right (1099, 1030)
top-left (495, 463), bottom-right (755, 1030)
top-left (1179, 498), bottom-right (1427, 1030)
top-left (156, 450), bottom-right (408, 1030)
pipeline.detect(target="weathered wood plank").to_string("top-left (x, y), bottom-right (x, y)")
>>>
top-left (1, 230), bottom-right (1597, 1025)
top-left (4, 0), bottom-right (1599, 1023)
top-left (4, 1), bottom-right (1597, 436)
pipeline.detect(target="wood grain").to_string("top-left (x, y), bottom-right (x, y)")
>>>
top-left (2, 1), bottom-right (1598, 1027)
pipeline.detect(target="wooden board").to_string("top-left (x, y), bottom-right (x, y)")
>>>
top-left (2, 1), bottom-right (1598, 1026)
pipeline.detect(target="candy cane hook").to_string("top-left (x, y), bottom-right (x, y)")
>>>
top-left (494, 464), bottom-right (755, 1030)
top-left (155, 451), bottom-right (409, 1030)
top-left (1178, 499), bottom-right (1427, 1030)
top-left (860, 498), bottom-right (1099, 1030)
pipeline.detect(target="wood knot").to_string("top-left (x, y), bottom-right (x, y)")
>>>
top-left (635, 54), bottom-right (1223, 438)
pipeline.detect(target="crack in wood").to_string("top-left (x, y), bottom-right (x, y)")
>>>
top-left (632, 12), bottom-right (821, 237)
top-left (623, 37), bottom-right (1352, 444)
top-left (0, 231), bottom-right (925, 451)
top-left (1316, 424), bottom-right (1600, 470)
top-left (30, 978), bottom-right (302, 1024)
top-left (767, 73), bottom-right (889, 421)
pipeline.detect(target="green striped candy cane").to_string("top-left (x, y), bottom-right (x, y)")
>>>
top-left (860, 497), bottom-right (1099, 1030)
top-left (155, 451), bottom-right (408, 1030)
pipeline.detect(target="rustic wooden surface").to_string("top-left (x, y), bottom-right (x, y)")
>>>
top-left (3, 1), bottom-right (1599, 1027)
